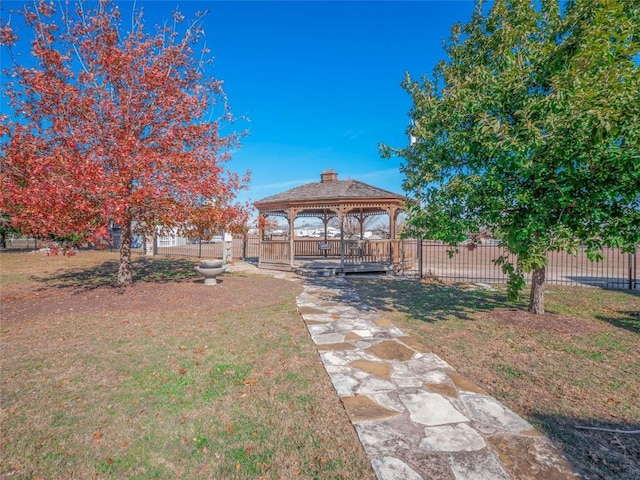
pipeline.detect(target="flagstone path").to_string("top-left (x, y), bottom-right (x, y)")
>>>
top-left (227, 262), bottom-right (581, 479)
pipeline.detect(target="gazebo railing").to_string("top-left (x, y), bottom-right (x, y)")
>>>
top-left (294, 239), bottom-right (341, 257)
top-left (343, 240), bottom-right (393, 264)
top-left (259, 238), bottom-right (401, 269)
top-left (290, 238), bottom-right (395, 263)
top-left (259, 241), bottom-right (290, 267)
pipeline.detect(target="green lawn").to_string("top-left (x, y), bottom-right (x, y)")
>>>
top-left (348, 277), bottom-right (640, 480)
top-left (0, 251), bottom-right (374, 479)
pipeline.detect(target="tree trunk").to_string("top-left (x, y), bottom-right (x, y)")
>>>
top-left (528, 265), bottom-right (545, 314)
top-left (117, 220), bottom-right (133, 285)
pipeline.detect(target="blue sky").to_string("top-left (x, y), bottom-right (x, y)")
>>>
top-left (206, 0), bottom-right (477, 206)
top-left (1, 0), bottom-right (477, 209)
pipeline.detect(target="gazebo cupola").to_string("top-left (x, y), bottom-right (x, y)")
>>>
top-left (320, 168), bottom-right (338, 183)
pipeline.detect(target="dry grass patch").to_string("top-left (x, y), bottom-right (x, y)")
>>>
top-left (348, 277), bottom-right (640, 480)
top-left (0, 251), bottom-right (374, 479)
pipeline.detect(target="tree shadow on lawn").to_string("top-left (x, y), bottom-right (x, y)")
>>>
top-left (34, 256), bottom-right (200, 290)
top-left (345, 277), bottom-right (515, 323)
top-left (590, 289), bottom-right (640, 334)
top-left (595, 311), bottom-right (640, 335)
top-left (530, 412), bottom-right (640, 480)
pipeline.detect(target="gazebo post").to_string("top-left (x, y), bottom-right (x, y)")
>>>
top-left (339, 213), bottom-right (345, 272)
top-left (286, 207), bottom-right (301, 269)
top-left (288, 212), bottom-right (295, 269)
top-left (258, 224), bottom-right (264, 268)
top-left (289, 216), bottom-right (295, 269)
top-left (385, 206), bottom-right (400, 265)
top-left (322, 211), bottom-right (329, 242)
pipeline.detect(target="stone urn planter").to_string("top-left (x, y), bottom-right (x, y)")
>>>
top-left (195, 259), bottom-right (226, 285)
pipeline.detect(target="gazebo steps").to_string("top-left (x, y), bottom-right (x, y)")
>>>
top-left (257, 263), bottom-right (292, 272)
top-left (295, 266), bottom-right (341, 277)
top-left (294, 262), bottom-right (395, 277)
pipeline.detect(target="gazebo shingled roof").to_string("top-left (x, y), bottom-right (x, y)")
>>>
top-left (255, 178), bottom-right (407, 205)
top-left (254, 169), bottom-right (407, 217)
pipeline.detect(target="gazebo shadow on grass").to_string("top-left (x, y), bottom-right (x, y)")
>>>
top-left (337, 277), bottom-right (515, 323)
top-left (33, 256), bottom-right (200, 290)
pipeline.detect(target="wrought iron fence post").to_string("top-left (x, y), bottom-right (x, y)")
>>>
top-left (630, 250), bottom-right (637, 290)
top-left (418, 238), bottom-right (423, 279)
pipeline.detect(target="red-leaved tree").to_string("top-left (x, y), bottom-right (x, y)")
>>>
top-left (0, 1), bottom-right (249, 285)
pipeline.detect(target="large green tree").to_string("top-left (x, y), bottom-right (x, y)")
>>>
top-left (382, 0), bottom-right (640, 313)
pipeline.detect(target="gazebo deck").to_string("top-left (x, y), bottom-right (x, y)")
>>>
top-left (294, 258), bottom-right (395, 277)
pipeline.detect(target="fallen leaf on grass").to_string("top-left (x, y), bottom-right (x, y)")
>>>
top-left (243, 378), bottom-right (258, 386)
top-left (93, 432), bottom-right (103, 441)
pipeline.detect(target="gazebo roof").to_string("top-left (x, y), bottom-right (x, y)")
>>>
top-left (254, 169), bottom-right (406, 207)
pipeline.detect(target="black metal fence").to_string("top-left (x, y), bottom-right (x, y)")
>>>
top-left (3, 234), bottom-right (636, 290)
top-left (407, 240), bottom-right (638, 290)
top-left (106, 226), bottom-right (144, 252)
top-left (0, 231), bottom-right (146, 253)
top-left (157, 236), bottom-right (637, 290)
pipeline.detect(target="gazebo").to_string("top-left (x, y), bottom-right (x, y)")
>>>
top-left (254, 169), bottom-right (408, 273)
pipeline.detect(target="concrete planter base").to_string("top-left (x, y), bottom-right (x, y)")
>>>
top-left (195, 260), bottom-right (226, 285)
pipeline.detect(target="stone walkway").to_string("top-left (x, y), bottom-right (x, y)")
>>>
top-left (227, 263), bottom-right (580, 479)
